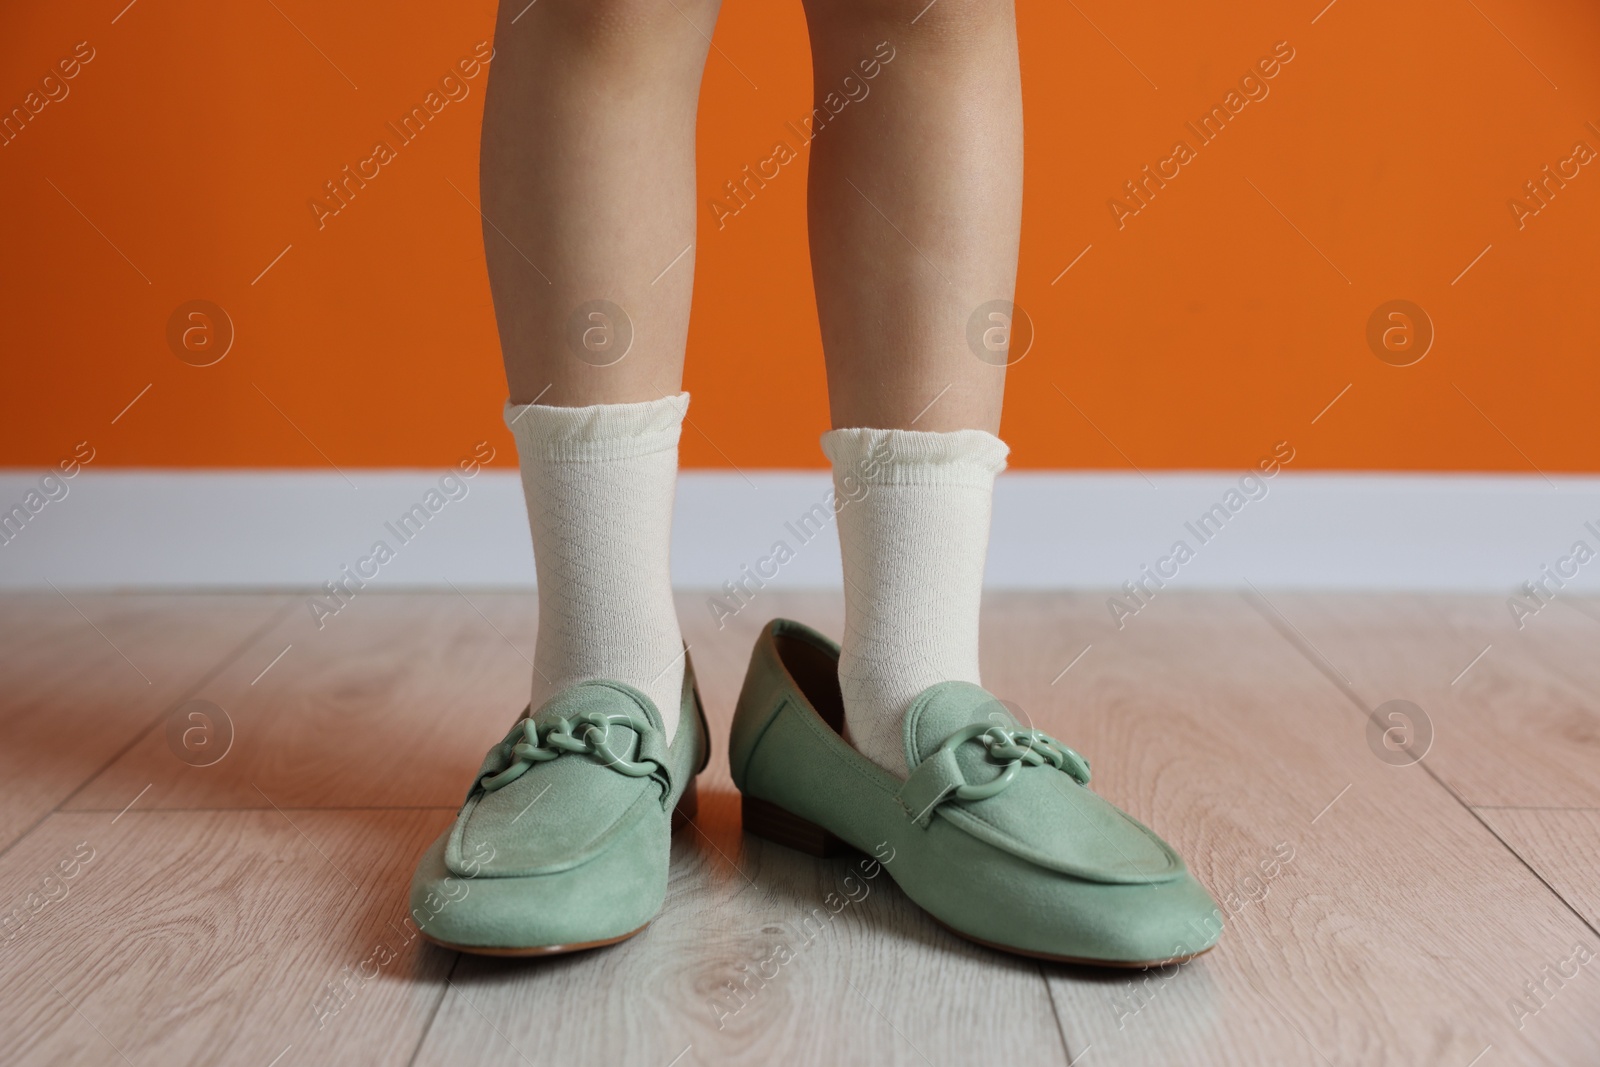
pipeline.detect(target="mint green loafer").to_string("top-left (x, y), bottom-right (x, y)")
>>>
top-left (730, 619), bottom-right (1222, 968)
top-left (409, 658), bottom-right (708, 956)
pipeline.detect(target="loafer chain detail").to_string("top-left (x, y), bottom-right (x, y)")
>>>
top-left (480, 711), bottom-right (662, 794)
top-left (899, 723), bottom-right (1091, 826)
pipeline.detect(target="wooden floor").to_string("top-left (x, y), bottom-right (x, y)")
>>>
top-left (2, 589), bottom-right (1598, 1066)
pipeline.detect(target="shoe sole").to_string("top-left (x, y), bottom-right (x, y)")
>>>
top-left (422, 780), bottom-right (700, 959)
top-left (927, 917), bottom-right (1215, 969)
top-left (420, 926), bottom-right (649, 957)
top-left (741, 793), bottom-right (1215, 970)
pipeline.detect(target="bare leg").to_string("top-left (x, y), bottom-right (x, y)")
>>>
top-left (480, 0), bottom-right (720, 406)
top-left (802, 0), bottom-right (1023, 433)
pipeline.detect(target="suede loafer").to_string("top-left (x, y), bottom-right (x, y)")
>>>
top-left (409, 657), bottom-right (708, 956)
top-left (730, 619), bottom-right (1222, 967)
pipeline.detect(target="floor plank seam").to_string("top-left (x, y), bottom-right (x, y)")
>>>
top-left (0, 594), bottom-right (299, 867)
top-left (1240, 589), bottom-right (1600, 945)
top-left (404, 951), bottom-right (463, 1067)
top-left (1446, 790), bottom-right (1600, 944)
top-left (52, 594), bottom-right (301, 812)
top-left (1038, 960), bottom-right (1079, 1065)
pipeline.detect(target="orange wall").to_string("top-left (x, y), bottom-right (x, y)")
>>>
top-left (2, 0), bottom-right (1597, 472)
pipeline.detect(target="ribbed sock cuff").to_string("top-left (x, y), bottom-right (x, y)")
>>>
top-left (821, 427), bottom-right (1009, 489)
top-left (503, 393), bottom-right (690, 463)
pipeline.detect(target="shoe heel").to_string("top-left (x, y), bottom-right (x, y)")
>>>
top-left (671, 779), bottom-right (699, 832)
top-left (741, 793), bottom-right (849, 857)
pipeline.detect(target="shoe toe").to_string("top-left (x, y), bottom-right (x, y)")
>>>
top-left (408, 814), bottom-right (668, 952)
top-left (1054, 872), bottom-right (1222, 964)
top-left (912, 834), bottom-right (1222, 965)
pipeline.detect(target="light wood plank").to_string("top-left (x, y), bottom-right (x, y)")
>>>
top-left (417, 820), bottom-right (1068, 1067)
top-left (1253, 592), bottom-right (1600, 807)
top-left (413, 591), bottom-right (1069, 1067)
top-left (10, 589), bottom-right (1595, 1066)
top-left (983, 591), bottom-right (1600, 1067)
top-left (0, 807), bottom-right (455, 1066)
top-left (64, 591), bottom-right (538, 812)
top-left (0, 593), bottom-right (290, 851)
top-left (1472, 808), bottom-right (1600, 1054)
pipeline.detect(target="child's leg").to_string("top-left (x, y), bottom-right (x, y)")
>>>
top-left (802, 0), bottom-right (1023, 775)
top-left (482, 0), bottom-right (718, 406)
top-left (803, 0), bottom-right (1021, 434)
top-left (481, 0), bottom-right (721, 733)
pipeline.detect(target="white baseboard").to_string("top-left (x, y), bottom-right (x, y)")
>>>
top-left (2, 469), bottom-right (1598, 593)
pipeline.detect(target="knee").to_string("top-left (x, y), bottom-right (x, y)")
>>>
top-left (803, 0), bottom-right (1013, 46)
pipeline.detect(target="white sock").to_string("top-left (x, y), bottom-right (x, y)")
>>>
top-left (822, 427), bottom-right (1009, 778)
top-left (504, 393), bottom-right (689, 739)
